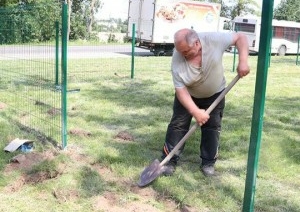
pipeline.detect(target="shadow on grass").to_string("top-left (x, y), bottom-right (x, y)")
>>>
top-left (65, 66), bottom-right (299, 210)
top-left (72, 76), bottom-right (253, 170)
top-left (90, 79), bottom-right (173, 106)
top-left (256, 196), bottom-right (300, 212)
top-left (78, 166), bottom-right (106, 198)
top-left (80, 77), bottom-right (174, 131)
top-left (269, 56), bottom-right (298, 65)
top-left (264, 96), bottom-right (300, 164)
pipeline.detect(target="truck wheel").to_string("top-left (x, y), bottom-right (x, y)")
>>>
top-left (154, 50), bottom-right (165, 56)
top-left (277, 45), bottom-right (286, 56)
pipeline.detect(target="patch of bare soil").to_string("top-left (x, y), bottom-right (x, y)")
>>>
top-left (69, 128), bottom-right (92, 137)
top-left (91, 164), bottom-right (182, 212)
top-left (113, 131), bottom-right (134, 142)
top-left (3, 151), bottom-right (57, 192)
top-left (52, 188), bottom-right (80, 203)
top-left (0, 102), bottom-right (7, 110)
top-left (3, 144), bottom-right (198, 212)
top-left (5, 151), bottom-right (55, 173)
top-left (67, 146), bottom-right (173, 212)
top-left (93, 190), bottom-right (164, 212)
top-left (47, 108), bottom-right (61, 116)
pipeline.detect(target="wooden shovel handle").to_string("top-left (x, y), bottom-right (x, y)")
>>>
top-left (160, 75), bottom-right (240, 166)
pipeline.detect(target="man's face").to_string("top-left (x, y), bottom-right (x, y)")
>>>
top-left (175, 40), bottom-right (200, 60)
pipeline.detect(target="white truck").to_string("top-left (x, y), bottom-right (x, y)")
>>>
top-left (127, 0), bottom-right (222, 56)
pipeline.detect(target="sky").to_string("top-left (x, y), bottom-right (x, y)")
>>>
top-left (95, 0), bottom-right (128, 20)
top-left (95, 0), bottom-right (281, 20)
top-left (255, 0), bottom-right (281, 7)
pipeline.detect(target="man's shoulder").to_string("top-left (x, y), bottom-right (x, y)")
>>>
top-left (198, 32), bottom-right (233, 39)
top-left (198, 32), bottom-right (234, 47)
top-left (172, 49), bottom-right (184, 61)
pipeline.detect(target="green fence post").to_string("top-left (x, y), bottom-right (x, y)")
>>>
top-left (55, 21), bottom-right (59, 86)
top-left (232, 28), bottom-right (238, 72)
top-left (242, 0), bottom-right (274, 211)
top-left (61, 2), bottom-right (68, 149)
top-left (296, 35), bottom-right (300, 65)
top-left (232, 46), bottom-right (237, 72)
top-left (268, 28), bottom-right (273, 67)
top-left (131, 23), bottom-right (136, 79)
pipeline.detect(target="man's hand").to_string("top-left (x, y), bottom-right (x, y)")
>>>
top-left (237, 62), bottom-right (250, 78)
top-left (192, 108), bottom-right (210, 126)
top-left (175, 87), bottom-right (210, 126)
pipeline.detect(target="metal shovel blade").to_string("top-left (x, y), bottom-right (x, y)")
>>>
top-left (137, 159), bottom-right (165, 187)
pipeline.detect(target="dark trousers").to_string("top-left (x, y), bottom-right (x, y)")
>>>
top-left (162, 90), bottom-right (225, 166)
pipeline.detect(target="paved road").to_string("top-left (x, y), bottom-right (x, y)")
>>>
top-left (0, 44), bottom-right (234, 60)
top-left (0, 44), bottom-right (154, 59)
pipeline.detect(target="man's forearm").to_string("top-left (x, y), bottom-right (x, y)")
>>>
top-left (236, 33), bottom-right (249, 64)
top-left (175, 87), bottom-right (199, 115)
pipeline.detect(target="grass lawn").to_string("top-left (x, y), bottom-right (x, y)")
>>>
top-left (0, 54), bottom-right (299, 212)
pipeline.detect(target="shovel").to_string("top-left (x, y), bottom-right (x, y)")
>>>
top-left (137, 75), bottom-right (241, 187)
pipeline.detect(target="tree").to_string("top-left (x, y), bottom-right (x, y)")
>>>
top-left (66, 0), bottom-right (103, 40)
top-left (0, 0), bottom-right (19, 7)
top-left (273, 0), bottom-right (300, 22)
top-left (227, 0), bottom-right (260, 19)
top-left (202, 0), bottom-right (232, 18)
top-left (85, 0), bottom-right (102, 35)
top-left (194, 0), bottom-right (260, 19)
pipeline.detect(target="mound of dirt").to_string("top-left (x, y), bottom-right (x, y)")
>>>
top-left (114, 131), bottom-right (134, 141)
top-left (4, 151), bottom-right (58, 192)
top-left (3, 145), bottom-right (198, 212)
top-left (69, 128), bottom-right (92, 137)
top-left (6, 151), bottom-right (55, 173)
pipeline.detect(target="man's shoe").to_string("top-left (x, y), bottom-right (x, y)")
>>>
top-left (201, 165), bottom-right (215, 177)
top-left (161, 161), bottom-right (176, 176)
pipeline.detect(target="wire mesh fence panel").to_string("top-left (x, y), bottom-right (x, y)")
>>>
top-left (65, 36), bottom-right (173, 143)
top-left (0, 3), bottom-right (173, 146)
top-left (0, 4), bottom-right (62, 145)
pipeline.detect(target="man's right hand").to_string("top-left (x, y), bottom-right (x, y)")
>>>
top-left (175, 87), bottom-right (210, 126)
top-left (192, 108), bottom-right (210, 126)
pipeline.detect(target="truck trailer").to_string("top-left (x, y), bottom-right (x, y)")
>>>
top-left (127, 0), bottom-right (222, 56)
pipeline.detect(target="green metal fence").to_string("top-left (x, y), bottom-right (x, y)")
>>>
top-left (297, 35), bottom-right (300, 65)
top-left (0, 3), bottom-right (173, 148)
top-left (0, 4), bottom-right (65, 147)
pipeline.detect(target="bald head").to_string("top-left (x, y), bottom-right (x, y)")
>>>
top-left (174, 28), bottom-right (199, 48)
top-left (173, 28), bottom-right (201, 59)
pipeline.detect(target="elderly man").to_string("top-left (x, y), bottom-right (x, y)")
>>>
top-left (161, 28), bottom-right (250, 176)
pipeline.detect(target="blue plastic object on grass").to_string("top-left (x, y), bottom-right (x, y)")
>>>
top-left (20, 143), bottom-right (34, 153)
